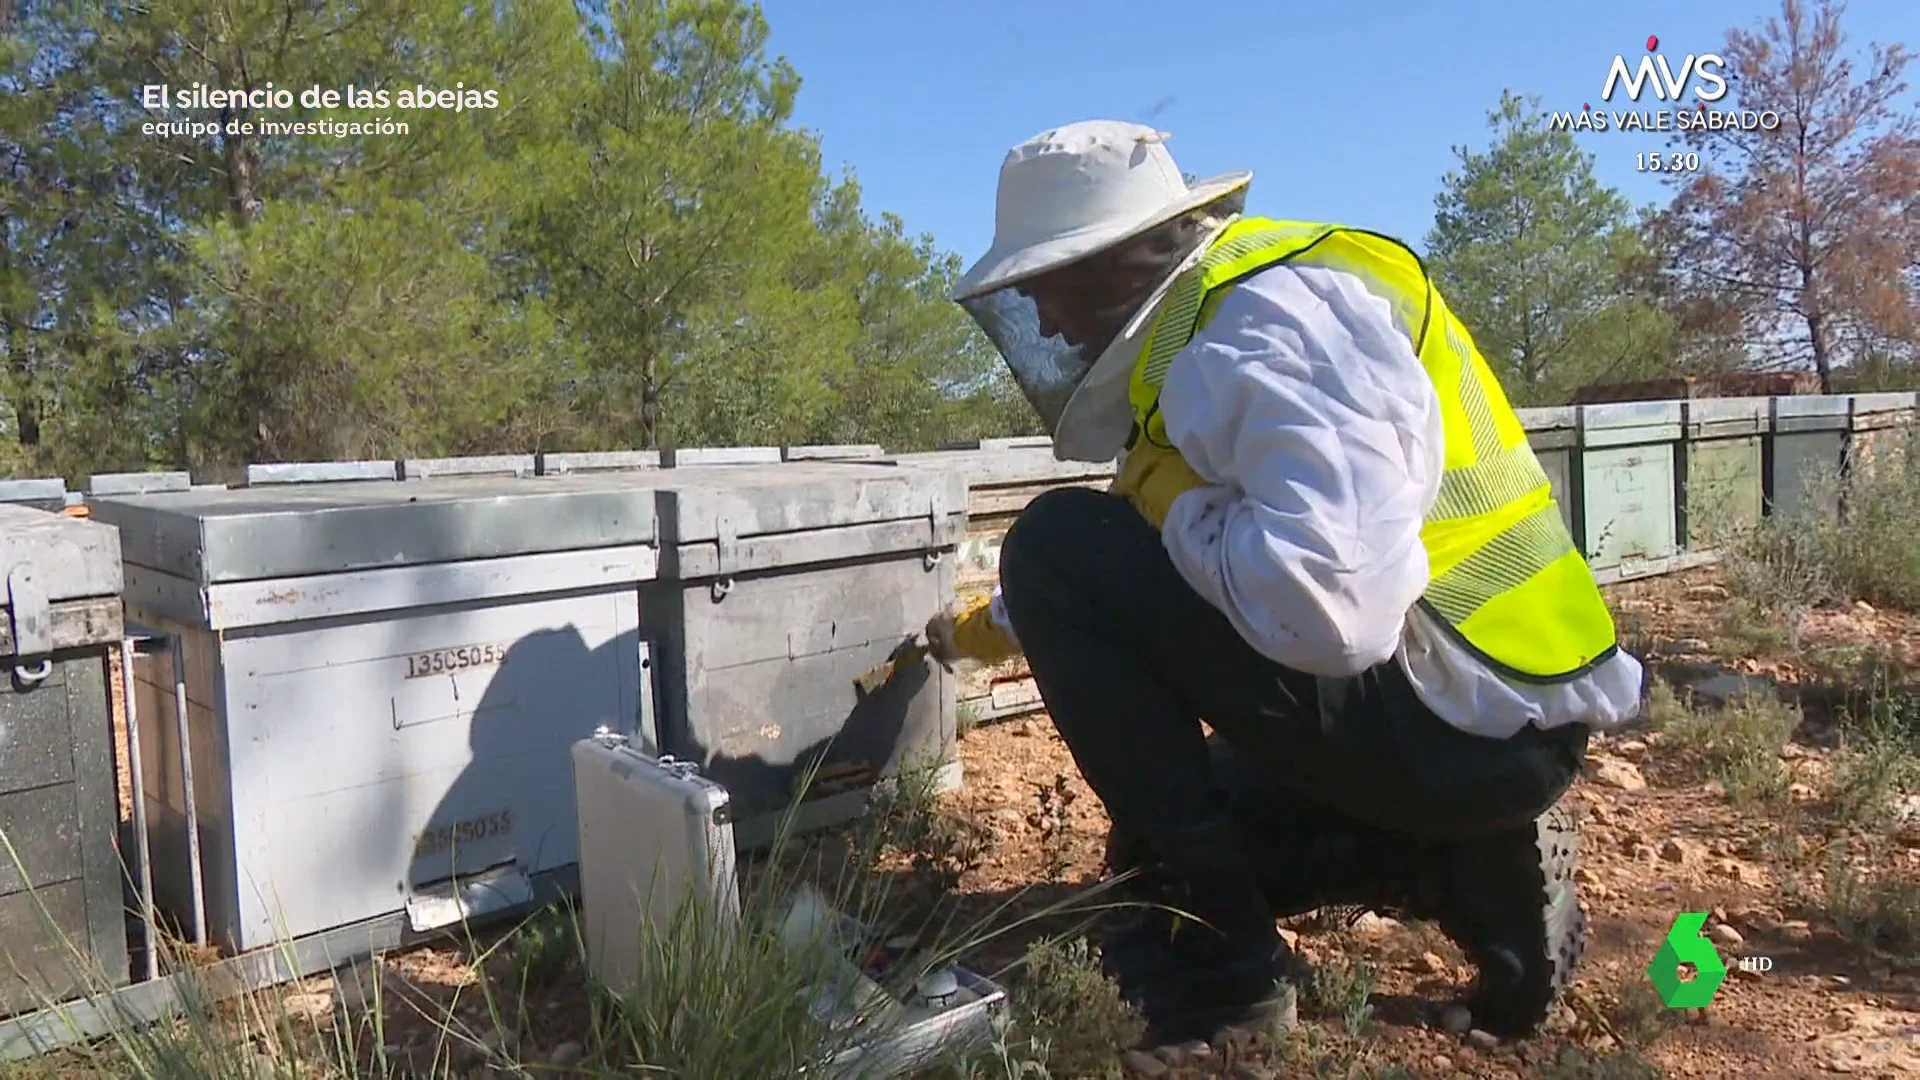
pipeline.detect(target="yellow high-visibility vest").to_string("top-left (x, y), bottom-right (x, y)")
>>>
top-left (1128, 217), bottom-right (1619, 683)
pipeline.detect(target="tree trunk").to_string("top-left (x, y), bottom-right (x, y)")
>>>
top-left (218, 106), bottom-right (261, 228)
top-left (1807, 311), bottom-right (1832, 394)
top-left (15, 395), bottom-right (40, 448)
top-left (640, 353), bottom-right (660, 450)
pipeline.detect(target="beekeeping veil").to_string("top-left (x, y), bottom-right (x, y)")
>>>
top-left (952, 120), bottom-right (1251, 462)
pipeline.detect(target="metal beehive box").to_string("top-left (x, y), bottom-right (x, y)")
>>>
top-left (640, 461), bottom-right (967, 845)
top-left (0, 505), bottom-right (129, 1016)
top-left (1684, 399), bottom-right (1767, 545)
top-left (1579, 401), bottom-right (1682, 578)
top-left (85, 476), bottom-right (664, 954)
top-left (1771, 396), bottom-right (1849, 521)
top-left (0, 479), bottom-right (70, 512)
top-left (1847, 391), bottom-right (1918, 470)
top-left (1518, 407), bottom-right (1579, 539)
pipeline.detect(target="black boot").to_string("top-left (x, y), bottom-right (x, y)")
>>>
top-left (1106, 802), bottom-right (1587, 1039)
top-left (1096, 815), bottom-right (1296, 1046)
top-left (1430, 803), bottom-right (1587, 1037)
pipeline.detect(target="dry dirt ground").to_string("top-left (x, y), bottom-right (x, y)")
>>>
top-left (72, 567), bottom-right (1915, 1080)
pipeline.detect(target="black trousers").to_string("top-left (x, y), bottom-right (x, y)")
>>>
top-left (996, 487), bottom-right (1588, 847)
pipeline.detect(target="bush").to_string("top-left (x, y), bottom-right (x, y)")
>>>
top-left (1827, 680), bottom-right (1920, 830)
top-left (1824, 837), bottom-right (1920, 959)
top-left (994, 937), bottom-right (1144, 1080)
top-left (1718, 429), bottom-right (1920, 625)
top-left (1661, 690), bottom-right (1802, 807)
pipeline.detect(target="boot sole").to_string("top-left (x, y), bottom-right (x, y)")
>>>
top-left (1537, 802), bottom-right (1588, 1000)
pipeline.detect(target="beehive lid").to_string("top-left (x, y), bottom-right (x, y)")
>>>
top-left (888, 446), bottom-right (1115, 487)
top-left (0, 504), bottom-right (124, 656)
top-left (648, 460), bottom-right (968, 578)
top-left (86, 474), bottom-right (663, 585)
top-left (1774, 394), bottom-right (1850, 432)
top-left (1687, 397), bottom-right (1770, 437)
top-left (1850, 391), bottom-right (1918, 429)
top-left (1580, 400), bottom-right (1683, 448)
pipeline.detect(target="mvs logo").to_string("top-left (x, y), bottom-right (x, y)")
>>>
top-left (1602, 34), bottom-right (1729, 104)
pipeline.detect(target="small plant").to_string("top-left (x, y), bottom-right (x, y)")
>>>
top-left (1272, 1023), bottom-right (1384, 1079)
top-left (870, 758), bottom-right (992, 894)
top-left (957, 700), bottom-right (983, 738)
top-left (1027, 773), bottom-right (1078, 883)
top-left (1303, 957), bottom-right (1376, 1036)
top-left (1001, 936), bottom-right (1144, 1080)
top-left (1663, 690), bottom-right (1801, 807)
top-left (1824, 836), bottom-right (1920, 957)
top-left (503, 903), bottom-right (580, 993)
top-left (1607, 977), bottom-right (1675, 1049)
top-left (1538, 1045), bottom-right (1668, 1080)
top-left (1826, 683), bottom-right (1920, 830)
top-left (1641, 676), bottom-right (1698, 733)
top-left (1715, 505), bottom-right (1834, 653)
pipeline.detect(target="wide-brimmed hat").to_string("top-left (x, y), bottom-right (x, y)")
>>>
top-left (951, 119), bottom-right (1252, 301)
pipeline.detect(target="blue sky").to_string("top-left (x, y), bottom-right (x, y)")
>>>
top-left (761, 0), bottom-right (1917, 267)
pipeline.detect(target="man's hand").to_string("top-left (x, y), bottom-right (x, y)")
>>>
top-left (1112, 440), bottom-right (1210, 530)
top-left (924, 612), bottom-right (961, 668)
top-left (924, 594), bottom-right (1024, 665)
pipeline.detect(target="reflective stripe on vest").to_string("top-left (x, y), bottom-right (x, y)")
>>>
top-left (1128, 217), bottom-right (1619, 684)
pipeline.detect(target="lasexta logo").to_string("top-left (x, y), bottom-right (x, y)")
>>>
top-left (1647, 912), bottom-right (1728, 1008)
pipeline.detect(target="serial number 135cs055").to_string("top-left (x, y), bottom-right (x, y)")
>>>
top-left (405, 643), bottom-right (509, 679)
top-left (414, 809), bottom-right (513, 858)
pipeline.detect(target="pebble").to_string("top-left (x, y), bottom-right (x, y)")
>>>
top-left (1670, 637), bottom-right (1714, 655)
top-left (1661, 837), bottom-right (1701, 864)
top-left (1419, 951), bottom-right (1449, 974)
top-left (1594, 758), bottom-right (1648, 792)
top-left (1432, 1054), bottom-right (1454, 1072)
top-left (547, 1041), bottom-right (585, 1067)
top-left (1791, 783), bottom-right (1818, 803)
top-left (1617, 739), bottom-right (1648, 756)
top-left (1439, 1004), bottom-right (1474, 1033)
top-left (1466, 1029), bottom-right (1501, 1050)
top-left (1353, 911), bottom-right (1401, 935)
top-left (1711, 923), bottom-right (1746, 947)
top-left (1123, 1049), bottom-right (1169, 1077)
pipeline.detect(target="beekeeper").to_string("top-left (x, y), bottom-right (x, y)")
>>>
top-left (929, 120), bottom-right (1643, 1047)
